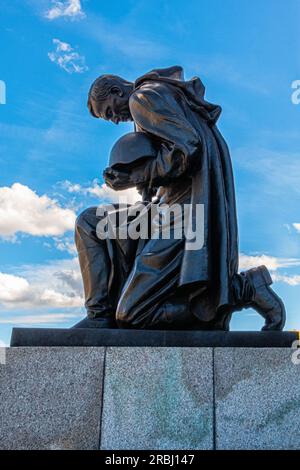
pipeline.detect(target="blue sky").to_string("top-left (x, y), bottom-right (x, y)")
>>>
top-left (0, 0), bottom-right (300, 344)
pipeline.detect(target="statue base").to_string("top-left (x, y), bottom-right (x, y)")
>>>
top-left (1, 329), bottom-right (299, 450)
top-left (10, 327), bottom-right (298, 347)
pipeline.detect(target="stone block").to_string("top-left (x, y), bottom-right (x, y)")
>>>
top-left (101, 347), bottom-right (213, 450)
top-left (0, 347), bottom-right (105, 450)
top-left (215, 348), bottom-right (300, 449)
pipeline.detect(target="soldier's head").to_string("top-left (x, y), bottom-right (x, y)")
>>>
top-left (88, 75), bottom-right (134, 124)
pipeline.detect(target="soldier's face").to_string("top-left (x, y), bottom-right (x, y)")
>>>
top-left (91, 92), bottom-right (132, 125)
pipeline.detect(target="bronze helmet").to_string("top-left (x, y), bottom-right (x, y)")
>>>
top-left (109, 132), bottom-right (157, 168)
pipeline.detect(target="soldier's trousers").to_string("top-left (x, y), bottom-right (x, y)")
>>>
top-left (75, 197), bottom-right (199, 329)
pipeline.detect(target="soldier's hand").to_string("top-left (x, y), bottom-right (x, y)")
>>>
top-left (103, 167), bottom-right (132, 190)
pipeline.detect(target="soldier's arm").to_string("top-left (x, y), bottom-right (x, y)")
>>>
top-left (127, 85), bottom-right (202, 188)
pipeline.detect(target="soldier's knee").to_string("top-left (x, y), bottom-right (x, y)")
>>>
top-left (116, 304), bottom-right (128, 327)
top-left (75, 207), bottom-right (97, 231)
top-left (116, 299), bottom-right (134, 328)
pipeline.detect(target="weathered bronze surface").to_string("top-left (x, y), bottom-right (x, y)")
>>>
top-left (73, 66), bottom-right (285, 331)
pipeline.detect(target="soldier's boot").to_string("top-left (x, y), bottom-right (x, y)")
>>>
top-left (232, 265), bottom-right (286, 331)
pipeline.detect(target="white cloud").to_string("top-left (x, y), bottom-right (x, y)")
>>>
top-left (239, 253), bottom-right (300, 272)
top-left (0, 271), bottom-right (82, 309)
top-left (0, 313), bottom-right (79, 324)
top-left (64, 182), bottom-right (82, 193)
top-left (0, 258), bottom-right (83, 310)
top-left (53, 236), bottom-right (77, 255)
top-left (293, 223), bottom-right (300, 233)
top-left (19, 257), bottom-right (83, 294)
top-left (63, 180), bottom-right (140, 205)
top-left (52, 39), bottom-right (71, 52)
top-left (272, 274), bottom-right (300, 286)
top-left (48, 38), bottom-right (88, 74)
top-left (0, 273), bottom-right (29, 303)
top-left (239, 253), bottom-right (300, 286)
top-left (45, 0), bottom-right (85, 20)
top-left (0, 183), bottom-right (76, 239)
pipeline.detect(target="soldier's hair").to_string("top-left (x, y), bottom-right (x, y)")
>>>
top-left (87, 75), bottom-right (133, 117)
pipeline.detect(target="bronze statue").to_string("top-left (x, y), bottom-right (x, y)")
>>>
top-left (73, 66), bottom-right (285, 331)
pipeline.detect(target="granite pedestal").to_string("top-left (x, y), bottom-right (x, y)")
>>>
top-left (0, 329), bottom-right (299, 450)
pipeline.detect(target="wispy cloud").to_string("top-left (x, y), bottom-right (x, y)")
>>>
top-left (48, 38), bottom-right (88, 73)
top-left (53, 236), bottom-right (77, 255)
top-left (239, 253), bottom-right (300, 272)
top-left (239, 253), bottom-right (300, 286)
top-left (272, 273), bottom-right (300, 286)
top-left (0, 313), bottom-right (79, 324)
top-left (45, 0), bottom-right (85, 20)
top-left (81, 14), bottom-right (168, 62)
top-left (0, 179), bottom-right (138, 249)
top-left (234, 147), bottom-right (300, 194)
top-left (62, 180), bottom-right (140, 205)
top-left (185, 56), bottom-right (269, 95)
top-left (0, 183), bottom-right (76, 239)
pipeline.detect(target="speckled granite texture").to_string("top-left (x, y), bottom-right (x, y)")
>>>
top-left (215, 348), bottom-right (300, 449)
top-left (0, 347), bottom-right (105, 450)
top-left (101, 347), bottom-right (213, 450)
top-left (0, 346), bottom-right (299, 449)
